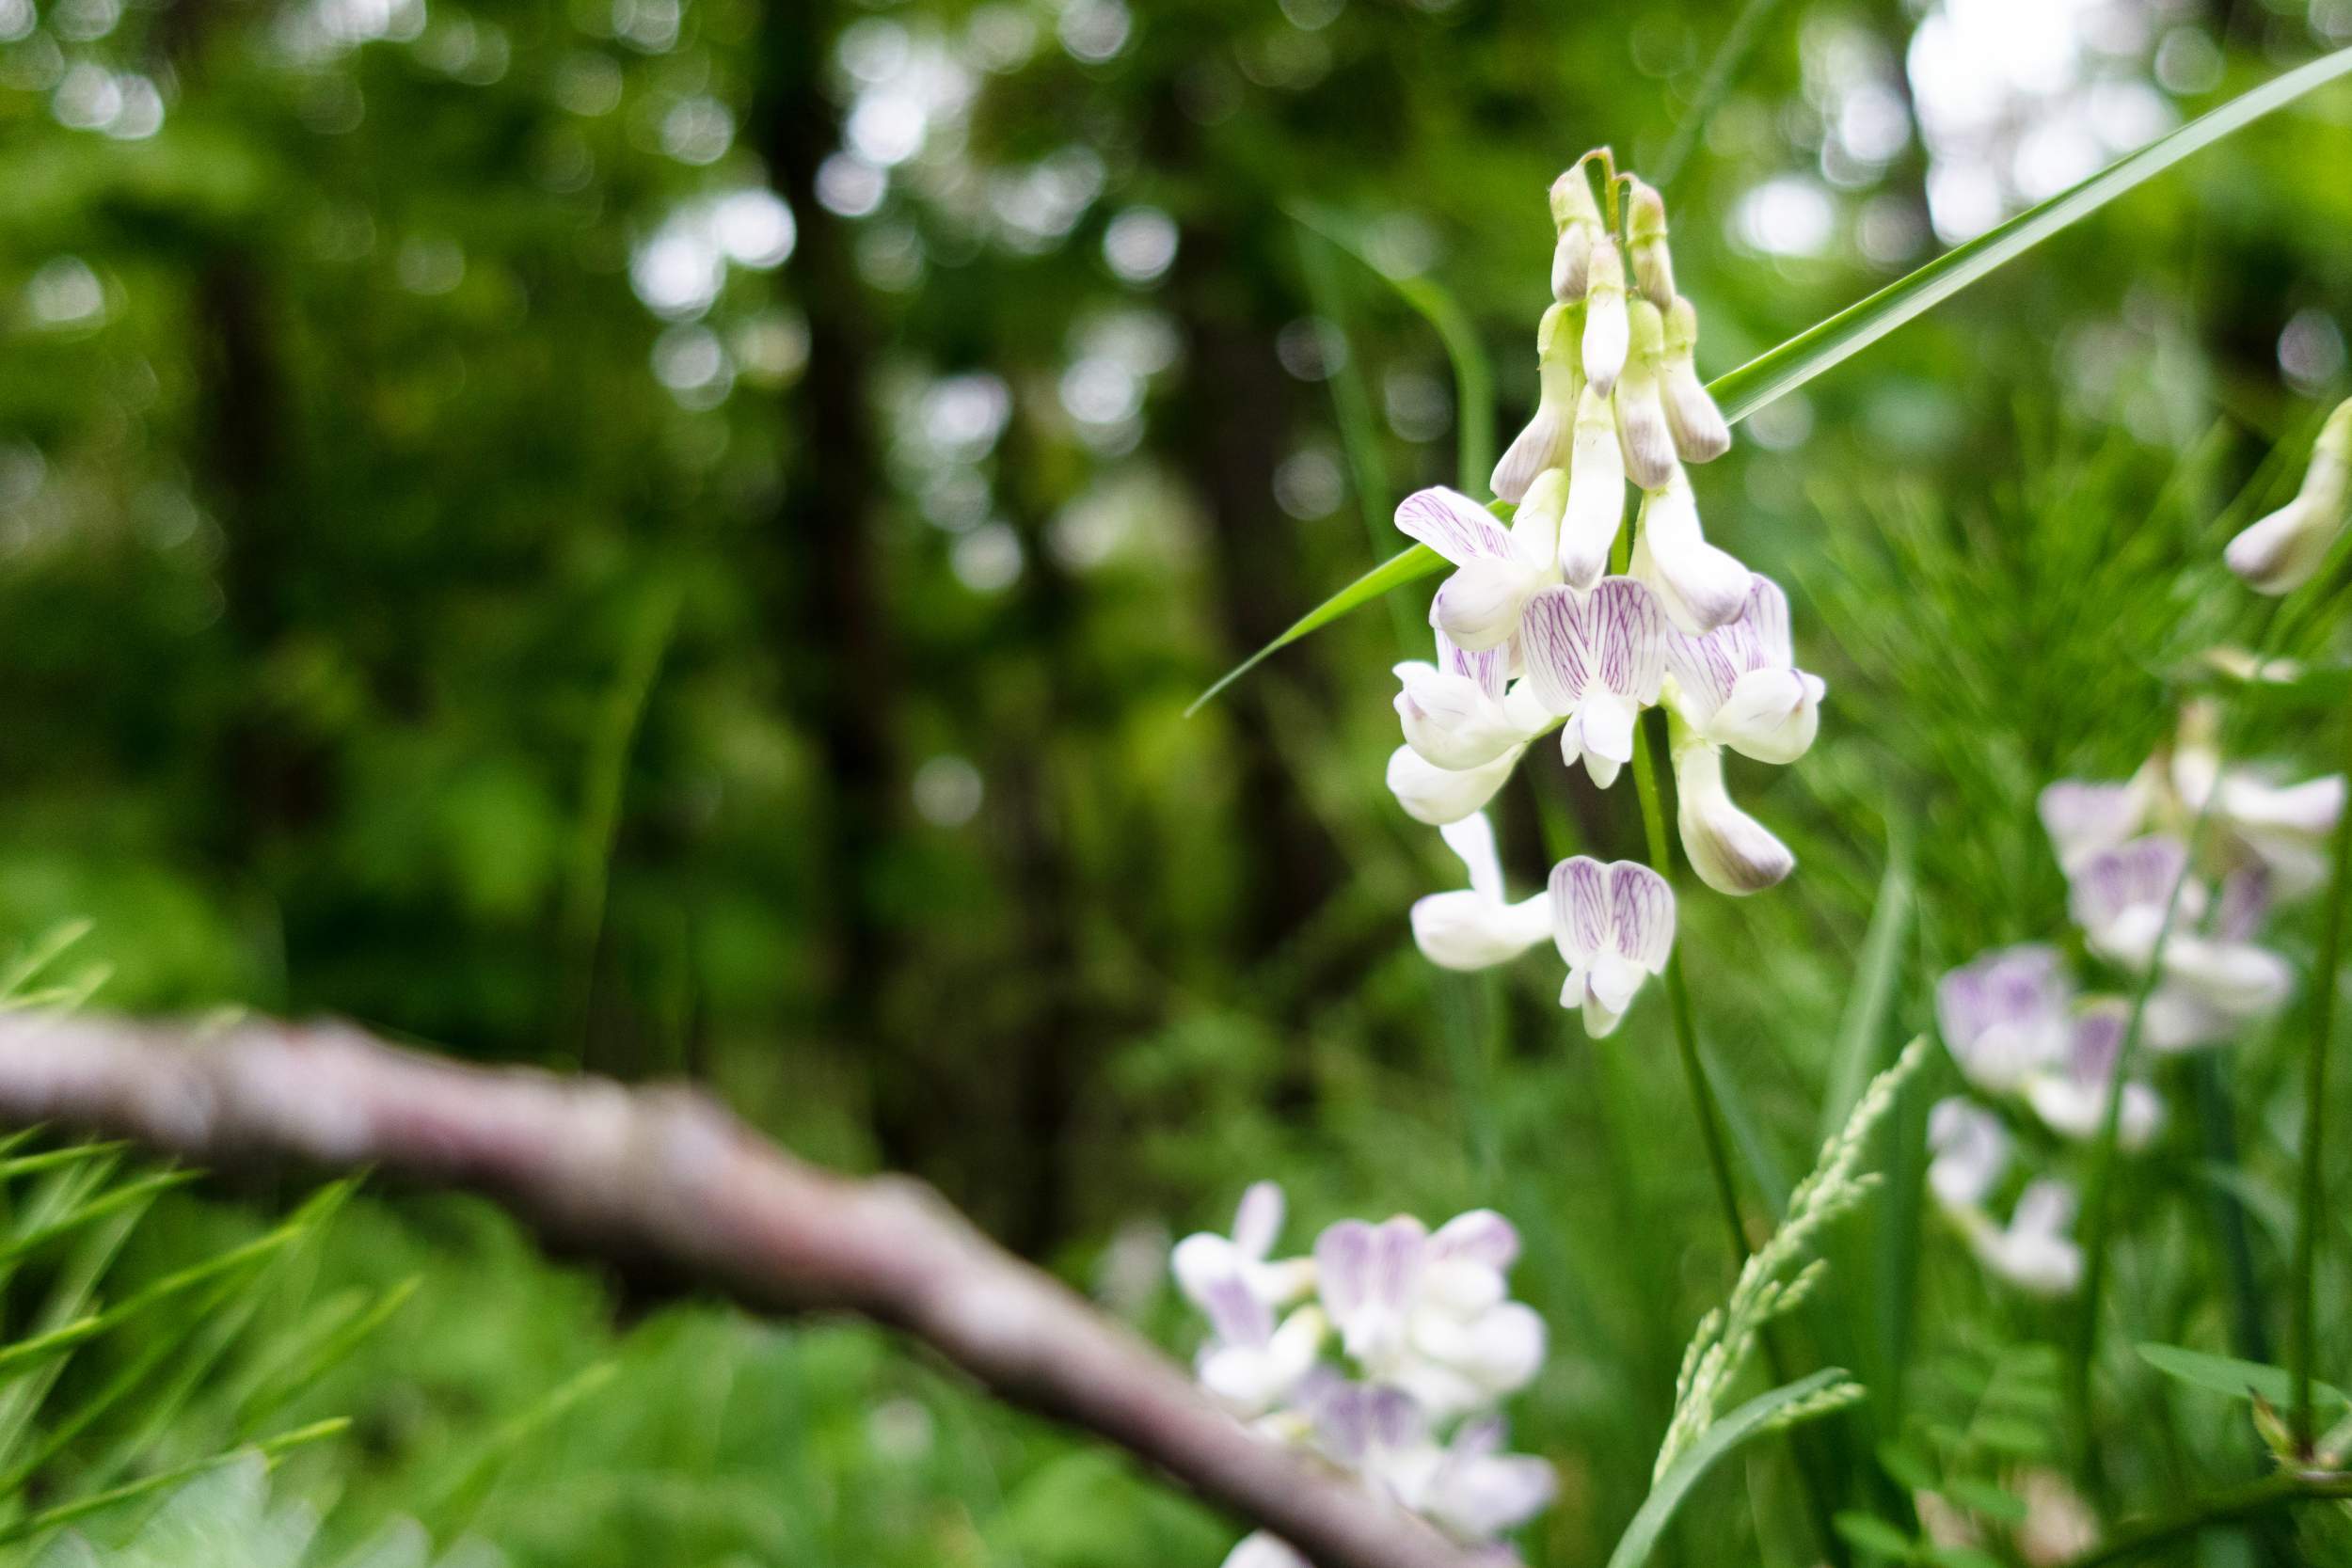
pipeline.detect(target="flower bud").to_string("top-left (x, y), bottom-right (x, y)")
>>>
top-left (1661, 295), bottom-right (1731, 464)
top-left (1490, 323), bottom-right (1581, 504)
top-left (1624, 177), bottom-right (1675, 308)
top-left (1613, 299), bottom-right (1677, 490)
top-left (1388, 743), bottom-right (1521, 826)
top-left (1671, 741), bottom-right (1795, 895)
top-left (1581, 236), bottom-right (1629, 397)
top-left (1559, 386), bottom-right (1623, 590)
top-left (2225, 397), bottom-right (2350, 595)
top-left (1629, 471), bottom-right (1750, 633)
top-left (1548, 168), bottom-right (1604, 302)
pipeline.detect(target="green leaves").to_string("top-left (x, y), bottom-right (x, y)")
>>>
top-left (2137, 1343), bottom-right (2351, 1414)
top-left (1607, 1368), bottom-right (1857, 1568)
top-left (1709, 45), bottom-right (2352, 423)
top-left (1192, 45), bottom-right (2352, 713)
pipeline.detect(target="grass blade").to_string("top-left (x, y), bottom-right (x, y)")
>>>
top-left (1287, 203), bottom-right (1496, 492)
top-left (1606, 1368), bottom-right (1855, 1568)
top-left (1183, 545), bottom-right (1443, 716)
top-left (1194, 47), bottom-right (2352, 712)
top-left (1708, 45), bottom-right (2352, 422)
top-left (1818, 821), bottom-right (1915, 1146)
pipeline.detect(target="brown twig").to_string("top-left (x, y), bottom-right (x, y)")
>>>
top-left (0, 1012), bottom-right (1481, 1568)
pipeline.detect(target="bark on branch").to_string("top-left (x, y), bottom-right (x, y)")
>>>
top-left (0, 1012), bottom-right (1481, 1568)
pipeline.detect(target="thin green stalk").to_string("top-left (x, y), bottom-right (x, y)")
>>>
top-left (1652, 0), bottom-right (1787, 190)
top-left (2068, 745), bottom-right (2225, 1452)
top-left (2293, 705), bottom-right (2352, 1452)
top-left (2190, 1051), bottom-right (2271, 1367)
top-left (1629, 709), bottom-right (1846, 1567)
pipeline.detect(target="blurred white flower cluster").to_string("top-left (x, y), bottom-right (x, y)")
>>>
top-left (1171, 1182), bottom-right (1555, 1566)
top-left (1929, 700), bottom-right (2344, 1295)
top-left (2225, 396), bottom-right (2350, 596)
top-left (1390, 154), bottom-right (1826, 1037)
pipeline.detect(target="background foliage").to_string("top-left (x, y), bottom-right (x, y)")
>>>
top-left (2, 0), bottom-right (2351, 1560)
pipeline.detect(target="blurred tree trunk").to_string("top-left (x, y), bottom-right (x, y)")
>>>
top-left (164, 0), bottom-right (329, 876)
top-left (749, 0), bottom-right (902, 1066)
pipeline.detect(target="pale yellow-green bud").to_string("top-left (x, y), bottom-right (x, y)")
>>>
top-left (1549, 169), bottom-right (1605, 304)
top-left (1661, 295), bottom-right (1731, 464)
top-left (1614, 299), bottom-right (1676, 490)
top-left (1624, 176), bottom-right (1675, 309)
top-left (1581, 236), bottom-right (1629, 397)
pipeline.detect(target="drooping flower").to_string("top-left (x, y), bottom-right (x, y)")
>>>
top-left (1313, 1212), bottom-right (1546, 1419)
top-left (1392, 632), bottom-right (1546, 771)
top-left (1410, 814), bottom-right (1553, 972)
top-left (1963, 1180), bottom-right (2085, 1297)
top-left (1613, 299), bottom-right (1677, 490)
top-left (1491, 306), bottom-right (1582, 505)
top-left (1659, 294), bottom-right (1730, 464)
top-left (2021, 1002), bottom-right (2164, 1148)
top-left (2224, 397), bottom-right (2351, 595)
top-left (2037, 776), bottom-right (2152, 872)
top-left (1177, 1251), bottom-right (1328, 1417)
top-left (1629, 468), bottom-right (1750, 635)
top-left (1387, 743), bottom-right (1524, 828)
top-left (1669, 741), bottom-right (1796, 895)
top-left (1927, 1098), bottom-right (2011, 1211)
top-left (1664, 574), bottom-right (1825, 765)
top-left (2068, 835), bottom-right (2293, 1018)
top-left (1935, 945), bottom-right (2071, 1095)
top-left (1518, 578), bottom-right (1666, 789)
top-left (1393, 486), bottom-right (1554, 653)
top-left (1549, 855), bottom-right (1675, 1036)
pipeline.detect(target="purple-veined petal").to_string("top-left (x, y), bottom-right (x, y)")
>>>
top-left (1605, 860), bottom-right (1676, 972)
top-left (1741, 573), bottom-right (1794, 664)
top-left (1518, 584), bottom-right (1593, 714)
top-left (1396, 485), bottom-right (1513, 564)
top-left (1589, 576), bottom-right (1666, 702)
top-left (1548, 856), bottom-right (1610, 968)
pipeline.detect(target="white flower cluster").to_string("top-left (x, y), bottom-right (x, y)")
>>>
top-left (1389, 155), bottom-right (1826, 1036)
top-left (2225, 396), bottom-right (2350, 596)
top-left (1929, 702), bottom-right (2344, 1295)
top-left (1171, 1182), bottom-right (1556, 1566)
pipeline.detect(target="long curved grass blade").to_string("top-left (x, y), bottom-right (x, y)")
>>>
top-left (1652, 0), bottom-right (1788, 189)
top-left (1287, 204), bottom-right (1496, 492)
top-left (1183, 545), bottom-right (1441, 717)
top-left (1709, 44), bottom-right (2352, 421)
top-left (1194, 48), bottom-right (2352, 713)
top-left (1608, 1368), bottom-right (1856, 1568)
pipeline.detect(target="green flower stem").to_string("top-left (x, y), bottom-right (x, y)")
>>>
top-left (2069, 742), bottom-right (2228, 1459)
top-left (2189, 1050), bottom-right (2270, 1367)
top-left (2292, 704), bottom-right (2352, 1452)
top-left (1629, 719), bottom-right (1749, 1267)
top-left (1629, 707), bottom-right (1846, 1567)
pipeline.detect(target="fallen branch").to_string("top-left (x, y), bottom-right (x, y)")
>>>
top-left (0, 1011), bottom-right (1479, 1568)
